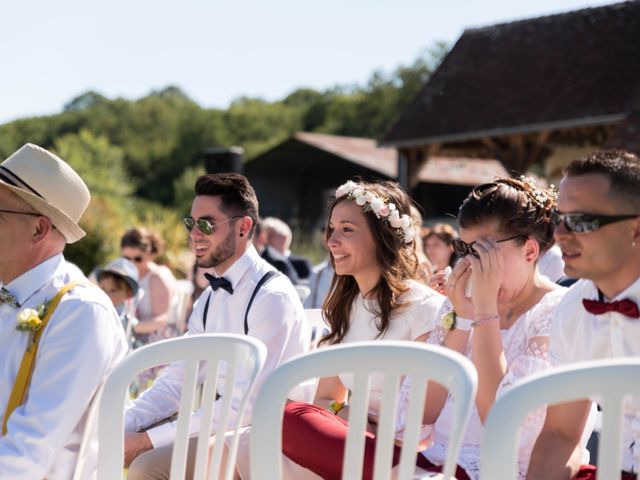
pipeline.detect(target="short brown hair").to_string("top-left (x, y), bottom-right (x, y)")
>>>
top-left (565, 150), bottom-right (640, 211)
top-left (195, 173), bottom-right (259, 236)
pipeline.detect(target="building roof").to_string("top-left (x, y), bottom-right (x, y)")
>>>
top-left (249, 132), bottom-right (511, 186)
top-left (292, 132), bottom-right (397, 177)
top-left (382, 1), bottom-right (640, 147)
top-left (417, 157), bottom-right (509, 186)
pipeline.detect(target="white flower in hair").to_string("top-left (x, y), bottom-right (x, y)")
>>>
top-left (369, 197), bottom-right (385, 216)
top-left (404, 228), bottom-right (416, 244)
top-left (334, 180), bottom-right (415, 244)
top-left (388, 210), bottom-right (403, 228)
top-left (335, 181), bottom-right (357, 198)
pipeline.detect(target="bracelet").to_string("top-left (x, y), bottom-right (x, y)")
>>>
top-left (327, 400), bottom-right (345, 415)
top-left (440, 312), bottom-right (474, 331)
top-left (471, 313), bottom-right (500, 327)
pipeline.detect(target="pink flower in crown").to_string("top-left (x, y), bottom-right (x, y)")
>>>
top-left (377, 205), bottom-right (390, 218)
top-left (369, 197), bottom-right (385, 216)
top-left (364, 192), bottom-right (376, 204)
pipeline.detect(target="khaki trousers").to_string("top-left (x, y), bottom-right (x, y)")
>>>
top-left (127, 436), bottom-right (239, 480)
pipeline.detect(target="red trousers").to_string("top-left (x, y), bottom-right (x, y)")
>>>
top-left (282, 402), bottom-right (470, 480)
top-left (576, 464), bottom-right (637, 480)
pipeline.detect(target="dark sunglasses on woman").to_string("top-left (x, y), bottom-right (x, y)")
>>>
top-left (452, 234), bottom-right (525, 258)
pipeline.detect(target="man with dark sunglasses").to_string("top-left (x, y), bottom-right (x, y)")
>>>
top-left (124, 173), bottom-right (309, 479)
top-left (528, 150), bottom-right (640, 480)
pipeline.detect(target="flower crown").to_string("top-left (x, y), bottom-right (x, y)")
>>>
top-left (518, 176), bottom-right (558, 208)
top-left (335, 181), bottom-right (416, 244)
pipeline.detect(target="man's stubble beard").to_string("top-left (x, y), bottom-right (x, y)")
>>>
top-left (198, 229), bottom-right (236, 269)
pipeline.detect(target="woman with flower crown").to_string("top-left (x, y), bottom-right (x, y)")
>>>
top-left (396, 176), bottom-right (594, 480)
top-left (258, 179), bottom-right (446, 480)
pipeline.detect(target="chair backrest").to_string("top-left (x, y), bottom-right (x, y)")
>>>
top-left (169, 279), bottom-right (195, 334)
top-left (304, 308), bottom-right (329, 350)
top-left (295, 285), bottom-right (312, 303)
top-left (97, 334), bottom-right (267, 480)
top-left (250, 341), bottom-right (477, 480)
top-left (480, 358), bottom-right (640, 480)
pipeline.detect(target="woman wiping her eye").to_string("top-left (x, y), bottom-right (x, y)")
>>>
top-left (399, 177), bottom-right (594, 480)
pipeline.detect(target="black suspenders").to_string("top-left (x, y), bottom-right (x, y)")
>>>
top-left (202, 270), bottom-right (279, 334)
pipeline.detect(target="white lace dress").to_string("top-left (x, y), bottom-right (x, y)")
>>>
top-left (396, 287), bottom-right (566, 480)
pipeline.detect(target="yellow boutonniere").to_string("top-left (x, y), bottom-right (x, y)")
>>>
top-left (16, 303), bottom-right (46, 332)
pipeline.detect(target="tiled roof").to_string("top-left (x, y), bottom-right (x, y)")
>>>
top-left (293, 132), bottom-right (397, 177)
top-left (382, 1), bottom-right (640, 146)
top-left (417, 156), bottom-right (508, 185)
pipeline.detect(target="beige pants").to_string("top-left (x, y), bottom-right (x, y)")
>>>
top-left (128, 435), bottom-right (239, 480)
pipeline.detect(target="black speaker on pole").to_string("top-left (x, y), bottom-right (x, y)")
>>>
top-left (203, 146), bottom-right (244, 174)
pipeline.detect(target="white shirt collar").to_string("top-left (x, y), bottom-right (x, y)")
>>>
top-left (6, 253), bottom-right (64, 306)
top-left (215, 246), bottom-right (261, 290)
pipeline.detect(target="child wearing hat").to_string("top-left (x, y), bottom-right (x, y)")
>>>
top-left (96, 257), bottom-right (141, 347)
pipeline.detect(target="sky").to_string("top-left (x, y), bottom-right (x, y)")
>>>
top-left (1, 0), bottom-right (621, 124)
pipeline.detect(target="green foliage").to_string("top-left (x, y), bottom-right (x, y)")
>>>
top-left (173, 165), bottom-right (206, 216)
top-left (0, 43), bottom-right (449, 272)
top-left (52, 129), bottom-right (133, 198)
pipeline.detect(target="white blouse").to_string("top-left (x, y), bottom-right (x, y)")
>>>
top-left (397, 287), bottom-right (567, 480)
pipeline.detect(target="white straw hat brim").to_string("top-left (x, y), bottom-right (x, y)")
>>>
top-left (0, 182), bottom-right (87, 243)
top-left (0, 143), bottom-right (90, 244)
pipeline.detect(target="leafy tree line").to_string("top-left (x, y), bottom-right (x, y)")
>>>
top-left (0, 43), bottom-right (448, 273)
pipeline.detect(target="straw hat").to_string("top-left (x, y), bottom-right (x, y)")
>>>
top-left (95, 257), bottom-right (140, 296)
top-left (0, 143), bottom-right (90, 243)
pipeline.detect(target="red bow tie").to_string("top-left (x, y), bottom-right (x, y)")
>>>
top-left (582, 298), bottom-right (640, 318)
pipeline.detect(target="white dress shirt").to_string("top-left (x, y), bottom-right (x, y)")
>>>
top-left (125, 245), bottom-right (309, 448)
top-left (0, 254), bottom-right (128, 480)
top-left (550, 276), bottom-right (640, 473)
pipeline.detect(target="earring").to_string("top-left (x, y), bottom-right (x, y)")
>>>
top-left (239, 232), bottom-right (244, 237)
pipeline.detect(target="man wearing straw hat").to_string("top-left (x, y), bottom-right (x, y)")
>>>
top-left (0, 143), bottom-right (127, 479)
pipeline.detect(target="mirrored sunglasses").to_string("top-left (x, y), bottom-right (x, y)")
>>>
top-left (550, 208), bottom-right (639, 234)
top-left (452, 234), bottom-right (525, 258)
top-left (183, 215), bottom-right (242, 235)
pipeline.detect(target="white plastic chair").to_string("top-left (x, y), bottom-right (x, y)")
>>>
top-left (480, 358), bottom-right (640, 480)
top-left (97, 334), bottom-right (267, 480)
top-left (169, 279), bottom-right (195, 334)
top-left (250, 341), bottom-right (477, 480)
top-left (305, 308), bottom-right (329, 349)
top-left (295, 284), bottom-right (312, 304)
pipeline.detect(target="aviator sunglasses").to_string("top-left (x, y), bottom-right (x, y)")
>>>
top-left (452, 234), bottom-right (525, 258)
top-left (183, 215), bottom-right (243, 235)
top-left (550, 208), bottom-right (639, 234)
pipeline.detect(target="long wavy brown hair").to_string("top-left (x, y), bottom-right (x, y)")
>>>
top-left (319, 180), bottom-right (420, 346)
